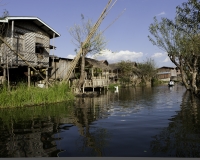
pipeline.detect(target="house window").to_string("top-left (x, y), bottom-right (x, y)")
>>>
top-left (35, 37), bottom-right (44, 54)
top-left (35, 43), bottom-right (44, 54)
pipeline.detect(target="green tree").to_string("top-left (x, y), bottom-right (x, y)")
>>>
top-left (135, 58), bottom-right (157, 85)
top-left (118, 60), bottom-right (136, 85)
top-left (118, 59), bottom-right (157, 86)
top-left (148, 0), bottom-right (200, 95)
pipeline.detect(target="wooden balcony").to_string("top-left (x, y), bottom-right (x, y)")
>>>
top-left (0, 51), bottom-right (49, 68)
top-left (71, 77), bottom-right (109, 92)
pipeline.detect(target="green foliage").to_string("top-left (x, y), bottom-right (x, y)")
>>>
top-left (118, 60), bottom-right (134, 84)
top-left (108, 83), bottom-right (120, 89)
top-left (148, 0), bottom-right (200, 94)
top-left (133, 58), bottom-right (157, 85)
top-left (118, 60), bottom-right (133, 76)
top-left (0, 83), bottom-right (74, 108)
top-left (151, 78), bottom-right (163, 86)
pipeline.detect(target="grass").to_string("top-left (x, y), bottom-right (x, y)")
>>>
top-left (108, 83), bottom-right (120, 90)
top-left (0, 82), bottom-right (74, 108)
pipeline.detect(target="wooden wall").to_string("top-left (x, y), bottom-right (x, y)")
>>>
top-left (49, 58), bottom-right (75, 80)
top-left (0, 21), bottom-right (50, 68)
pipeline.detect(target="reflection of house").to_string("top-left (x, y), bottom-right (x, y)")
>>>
top-left (0, 16), bottom-right (60, 84)
top-left (0, 120), bottom-right (61, 157)
top-left (157, 66), bottom-right (180, 81)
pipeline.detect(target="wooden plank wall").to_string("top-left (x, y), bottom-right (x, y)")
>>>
top-left (0, 21), bottom-right (50, 68)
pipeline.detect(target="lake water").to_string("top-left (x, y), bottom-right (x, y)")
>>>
top-left (0, 84), bottom-right (200, 157)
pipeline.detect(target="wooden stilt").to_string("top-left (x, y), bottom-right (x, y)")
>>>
top-left (91, 67), bottom-right (94, 77)
top-left (3, 66), bottom-right (6, 84)
top-left (28, 67), bottom-right (30, 87)
top-left (46, 68), bottom-right (48, 88)
top-left (83, 85), bottom-right (85, 93)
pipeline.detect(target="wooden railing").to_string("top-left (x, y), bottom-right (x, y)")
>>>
top-left (72, 78), bottom-right (109, 88)
top-left (0, 51), bottom-right (49, 67)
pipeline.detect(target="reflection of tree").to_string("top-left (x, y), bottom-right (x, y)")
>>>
top-left (150, 91), bottom-right (200, 157)
top-left (119, 87), bottom-right (156, 104)
top-left (72, 96), bottom-right (111, 156)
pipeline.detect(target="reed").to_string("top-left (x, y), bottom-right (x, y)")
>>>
top-left (0, 82), bottom-right (74, 108)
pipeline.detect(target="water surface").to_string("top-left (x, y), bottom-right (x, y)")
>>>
top-left (0, 84), bottom-right (200, 157)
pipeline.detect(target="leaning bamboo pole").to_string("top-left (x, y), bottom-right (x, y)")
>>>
top-left (0, 36), bottom-right (52, 86)
top-left (61, 0), bottom-right (113, 82)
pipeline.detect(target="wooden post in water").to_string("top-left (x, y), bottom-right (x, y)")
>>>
top-left (28, 67), bottom-right (31, 87)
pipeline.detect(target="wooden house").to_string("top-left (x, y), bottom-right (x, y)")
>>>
top-left (73, 58), bottom-right (110, 92)
top-left (0, 16), bottom-right (60, 85)
top-left (48, 56), bottom-right (110, 92)
top-left (156, 66), bottom-right (180, 81)
top-left (49, 56), bottom-right (75, 81)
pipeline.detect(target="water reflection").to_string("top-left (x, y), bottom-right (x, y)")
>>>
top-left (0, 85), bottom-right (200, 157)
top-left (150, 91), bottom-right (200, 157)
top-left (0, 92), bottom-right (113, 157)
top-left (63, 96), bottom-right (111, 157)
top-left (0, 104), bottom-right (74, 157)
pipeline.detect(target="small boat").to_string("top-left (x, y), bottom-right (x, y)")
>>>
top-left (168, 80), bottom-right (174, 86)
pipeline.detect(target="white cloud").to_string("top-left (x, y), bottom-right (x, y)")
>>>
top-left (66, 54), bottom-right (96, 59)
top-left (95, 49), bottom-right (143, 63)
top-left (151, 52), bottom-right (164, 58)
top-left (66, 54), bottom-right (75, 59)
top-left (163, 57), bottom-right (170, 62)
top-left (157, 11), bottom-right (165, 16)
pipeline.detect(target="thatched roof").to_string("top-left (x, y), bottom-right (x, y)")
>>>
top-left (85, 58), bottom-right (110, 70)
top-left (109, 63), bottom-right (120, 70)
top-left (109, 62), bottom-right (137, 71)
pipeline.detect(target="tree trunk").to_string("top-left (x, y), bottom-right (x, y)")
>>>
top-left (179, 66), bottom-right (190, 90)
top-left (78, 54), bottom-right (85, 92)
top-left (191, 71), bottom-right (198, 94)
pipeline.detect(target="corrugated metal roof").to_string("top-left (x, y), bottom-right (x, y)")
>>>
top-left (157, 66), bottom-right (175, 70)
top-left (0, 16), bottom-right (60, 38)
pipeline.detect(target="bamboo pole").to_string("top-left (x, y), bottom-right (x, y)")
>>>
top-left (61, 0), bottom-right (113, 82)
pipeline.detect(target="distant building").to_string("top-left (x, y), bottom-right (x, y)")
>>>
top-left (157, 66), bottom-right (180, 81)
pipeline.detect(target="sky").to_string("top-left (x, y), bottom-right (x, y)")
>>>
top-left (2, 0), bottom-right (188, 67)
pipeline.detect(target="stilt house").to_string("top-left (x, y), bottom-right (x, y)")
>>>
top-left (0, 16), bottom-right (60, 85)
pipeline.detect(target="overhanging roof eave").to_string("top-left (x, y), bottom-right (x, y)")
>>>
top-left (0, 16), bottom-right (60, 38)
